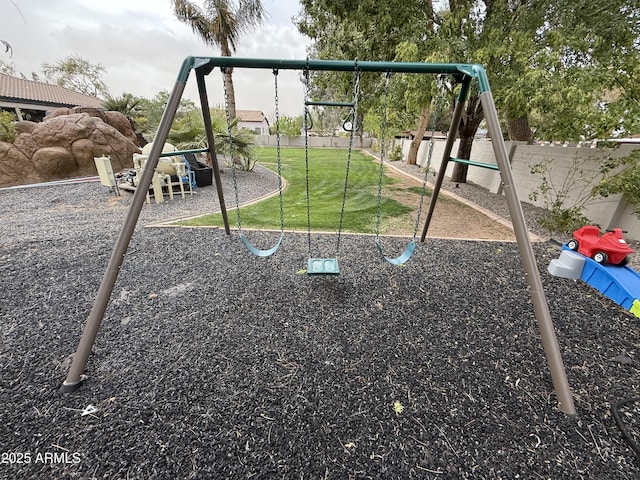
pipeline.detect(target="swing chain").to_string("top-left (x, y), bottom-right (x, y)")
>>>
top-left (224, 67), bottom-right (285, 236)
top-left (273, 68), bottom-right (285, 235)
top-left (221, 67), bottom-right (243, 232)
top-left (412, 74), bottom-right (446, 239)
top-left (375, 71), bottom-right (392, 240)
top-left (303, 66), bottom-right (312, 254)
top-left (335, 64), bottom-right (360, 253)
top-left (375, 72), bottom-right (446, 248)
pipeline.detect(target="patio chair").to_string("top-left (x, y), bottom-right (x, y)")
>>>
top-left (94, 156), bottom-right (120, 196)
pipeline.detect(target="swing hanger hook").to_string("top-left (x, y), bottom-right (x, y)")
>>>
top-left (353, 58), bottom-right (361, 90)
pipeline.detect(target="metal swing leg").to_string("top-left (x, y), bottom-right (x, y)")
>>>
top-left (307, 258), bottom-right (340, 275)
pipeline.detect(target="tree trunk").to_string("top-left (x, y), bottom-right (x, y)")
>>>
top-left (220, 42), bottom-right (237, 121)
top-left (451, 135), bottom-right (473, 182)
top-left (224, 67), bottom-right (236, 121)
top-left (450, 95), bottom-right (484, 183)
top-left (407, 104), bottom-right (430, 165)
top-left (507, 115), bottom-right (533, 143)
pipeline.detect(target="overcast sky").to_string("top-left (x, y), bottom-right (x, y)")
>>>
top-left (1, 0), bottom-right (311, 116)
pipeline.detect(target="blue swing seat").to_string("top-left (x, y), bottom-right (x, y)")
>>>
top-left (307, 258), bottom-right (340, 275)
top-left (240, 233), bottom-right (283, 257)
top-left (375, 239), bottom-right (416, 266)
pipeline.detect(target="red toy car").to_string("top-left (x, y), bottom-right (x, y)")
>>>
top-left (567, 226), bottom-right (634, 265)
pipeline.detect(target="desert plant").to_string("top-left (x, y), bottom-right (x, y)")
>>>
top-left (528, 157), bottom-right (594, 233)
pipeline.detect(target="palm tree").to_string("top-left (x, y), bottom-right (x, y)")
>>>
top-left (102, 93), bottom-right (142, 118)
top-left (172, 0), bottom-right (267, 121)
top-left (166, 108), bottom-right (258, 171)
top-left (102, 93), bottom-right (148, 146)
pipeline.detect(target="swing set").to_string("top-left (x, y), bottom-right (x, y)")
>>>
top-left (60, 56), bottom-right (576, 415)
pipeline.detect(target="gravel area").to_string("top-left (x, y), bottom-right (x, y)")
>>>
top-left (388, 161), bottom-right (556, 240)
top-left (1, 156), bottom-right (639, 479)
top-left (390, 160), bottom-right (639, 269)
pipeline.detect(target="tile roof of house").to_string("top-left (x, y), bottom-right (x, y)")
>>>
top-left (0, 73), bottom-right (103, 108)
top-left (237, 110), bottom-right (268, 123)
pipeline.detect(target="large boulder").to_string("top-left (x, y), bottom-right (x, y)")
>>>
top-left (104, 111), bottom-right (138, 145)
top-left (0, 109), bottom-right (140, 187)
top-left (15, 121), bottom-right (37, 135)
top-left (48, 107), bottom-right (138, 145)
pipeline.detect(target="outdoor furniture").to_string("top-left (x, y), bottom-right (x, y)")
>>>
top-left (132, 152), bottom-right (193, 203)
top-left (173, 161), bottom-right (194, 198)
top-left (133, 153), bottom-right (156, 204)
top-left (183, 153), bottom-right (213, 187)
top-left (94, 156), bottom-right (120, 196)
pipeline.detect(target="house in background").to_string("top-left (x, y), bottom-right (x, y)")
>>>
top-left (236, 110), bottom-right (269, 135)
top-left (0, 72), bottom-right (103, 122)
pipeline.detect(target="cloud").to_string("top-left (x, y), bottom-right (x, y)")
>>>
top-left (1, 0), bottom-right (310, 115)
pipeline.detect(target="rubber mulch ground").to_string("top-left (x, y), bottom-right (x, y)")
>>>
top-left (0, 183), bottom-right (639, 479)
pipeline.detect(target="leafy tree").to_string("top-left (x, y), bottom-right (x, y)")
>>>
top-left (297, 0), bottom-right (437, 163)
top-left (41, 54), bottom-right (108, 97)
top-left (296, 0), bottom-right (640, 180)
top-left (594, 150), bottom-right (640, 217)
top-left (470, 0), bottom-right (640, 143)
top-left (172, 0), bottom-right (267, 121)
top-left (296, 0), bottom-right (433, 63)
top-left (270, 115), bottom-right (303, 137)
top-left (137, 90), bottom-right (198, 139)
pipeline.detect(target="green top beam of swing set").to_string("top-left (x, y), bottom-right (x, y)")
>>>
top-left (158, 147), bottom-right (209, 158)
top-left (178, 56), bottom-right (492, 93)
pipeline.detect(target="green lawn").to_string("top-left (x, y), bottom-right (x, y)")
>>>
top-left (180, 147), bottom-right (428, 235)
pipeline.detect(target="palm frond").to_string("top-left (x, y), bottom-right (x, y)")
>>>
top-left (1, 40), bottom-right (13, 58)
top-left (172, 0), bottom-right (216, 46)
top-left (237, 0), bottom-right (268, 32)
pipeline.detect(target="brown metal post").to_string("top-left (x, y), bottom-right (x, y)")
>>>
top-left (420, 77), bottom-right (470, 242)
top-left (196, 69), bottom-right (230, 235)
top-left (60, 80), bottom-right (188, 392)
top-left (480, 90), bottom-right (576, 415)
top-left (495, 142), bottom-right (517, 195)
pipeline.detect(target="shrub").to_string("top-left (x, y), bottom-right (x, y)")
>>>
top-left (0, 110), bottom-right (17, 143)
top-left (389, 145), bottom-right (403, 161)
top-left (528, 157), bottom-right (594, 233)
top-left (594, 149), bottom-right (640, 218)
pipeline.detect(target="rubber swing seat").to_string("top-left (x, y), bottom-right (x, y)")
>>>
top-left (307, 258), bottom-right (340, 275)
